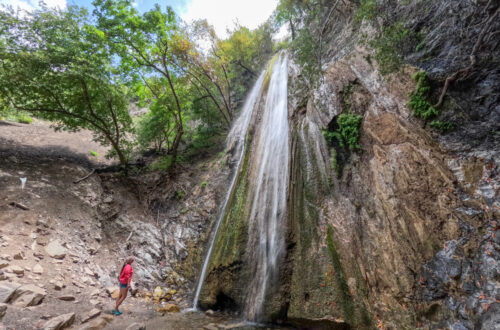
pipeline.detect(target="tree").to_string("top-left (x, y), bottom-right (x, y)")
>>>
top-left (93, 0), bottom-right (192, 162)
top-left (0, 5), bottom-right (133, 165)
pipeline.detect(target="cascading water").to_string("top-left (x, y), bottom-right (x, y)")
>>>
top-left (193, 51), bottom-right (289, 322)
top-left (192, 72), bottom-right (266, 310)
top-left (243, 52), bottom-right (289, 321)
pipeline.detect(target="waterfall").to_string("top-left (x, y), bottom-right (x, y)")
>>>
top-left (244, 52), bottom-right (289, 320)
top-left (193, 52), bottom-right (289, 321)
top-left (192, 72), bottom-right (266, 310)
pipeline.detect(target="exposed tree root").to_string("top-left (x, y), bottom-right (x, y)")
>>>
top-left (73, 168), bottom-right (95, 184)
top-left (433, 7), bottom-right (499, 108)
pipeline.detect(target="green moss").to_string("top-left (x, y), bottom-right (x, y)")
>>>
top-left (355, 0), bottom-right (377, 22)
top-left (89, 150), bottom-right (98, 157)
top-left (326, 225), bottom-right (354, 324)
top-left (370, 22), bottom-right (409, 75)
top-left (330, 148), bottom-right (340, 178)
top-left (430, 120), bottom-right (454, 133)
top-left (211, 144), bottom-right (252, 266)
top-left (263, 53), bottom-right (280, 90)
top-left (408, 71), bottom-right (438, 120)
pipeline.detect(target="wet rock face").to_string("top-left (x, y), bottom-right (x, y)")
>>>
top-left (285, 42), bottom-right (498, 328)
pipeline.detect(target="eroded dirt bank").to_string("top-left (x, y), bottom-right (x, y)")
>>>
top-left (0, 120), bottom-right (254, 329)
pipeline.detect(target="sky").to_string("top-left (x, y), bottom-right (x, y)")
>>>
top-left (0, 0), bottom-right (280, 39)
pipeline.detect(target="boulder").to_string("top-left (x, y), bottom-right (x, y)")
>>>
top-left (81, 308), bottom-right (101, 323)
top-left (42, 312), bottom-right (75, 330)
top-left (45, 241), bottom-right (67, 259)
top-left (106, 286), bottom-right (119, 299)
top-left (33, 264), bottom-right (44, 274)
top-left (10, 284), bottom-right (46, 307)
top-left (0, 303), bottom-right (7, 320)
top-left (0, 282), bottom-right (21, 303)
top-left (158, 303), bottom-right (180, 313)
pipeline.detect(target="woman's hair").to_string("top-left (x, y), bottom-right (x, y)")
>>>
top-left (119, 256), bottom-right (135, 276)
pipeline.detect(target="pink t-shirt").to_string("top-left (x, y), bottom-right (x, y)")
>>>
top-left (119, 264), bottom-right (133, 284)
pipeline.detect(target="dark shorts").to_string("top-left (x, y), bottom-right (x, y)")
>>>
top-left (119, 282), bottom-right (127, 289)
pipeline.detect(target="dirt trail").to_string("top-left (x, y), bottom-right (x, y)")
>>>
top-left (0, 119), bottom-right (111, 166)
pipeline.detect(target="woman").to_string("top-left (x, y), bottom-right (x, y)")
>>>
top-left (113, 257), bottom-right (134, 316)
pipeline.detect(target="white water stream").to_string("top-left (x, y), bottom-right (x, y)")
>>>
top-left (244, 52), bottom-right (289, 321)
top-left (192, 72), bottom-right (265, 309)
top-left (192, 52), bottom-right (289, 322)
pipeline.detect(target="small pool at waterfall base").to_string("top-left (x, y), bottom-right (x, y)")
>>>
top-left (142, 308), bottom-right (310, 329)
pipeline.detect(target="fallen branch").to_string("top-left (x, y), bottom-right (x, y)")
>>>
top-left (73, 168), bottom-right (95, 184)
top-left (433, 7), bottom-right (499, 108)
top-left (9, 202), bottom-right (29, 210)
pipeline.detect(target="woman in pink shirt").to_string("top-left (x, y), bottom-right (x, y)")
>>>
top-left (113, 257), bottom-right (134, 316)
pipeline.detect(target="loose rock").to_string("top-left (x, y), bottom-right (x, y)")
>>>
top-left (0, 282), bottom-right (20, 303)
top-left (33, 264), bottom-right (44, 274)
top-left (81, 308), bottom-right (100, 323)
top-left (0, 303), bottom-right (7, 320)
top-left (42, 312), bottom-right (75, 330)
top-left (45, 240), bottom-right (67, 259)
top-left (10, 284), bottom-right (46, 307)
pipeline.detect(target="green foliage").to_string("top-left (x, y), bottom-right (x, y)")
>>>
top-left (355, 0), bottom-right (377, 22)
top-left (430, 120), bottom-right (454, 133)
top-left (89, 150), bottom-right (98, 157)
top-left (149, 155), bottom-right (174, 171)
top-left (136, 109), bottom-right (175, 153)
top-left (273, 0), bottom-right (340, 85)
top-left (369, 22), bottom-right (409, 75)
top-left (324, 114), bottom-right (363, 151)
top-left (408, 71), bottom-right (438, 120)
top-left (201, 181), bottom-right (207, 188)
top-left (175, 189), bottom-right (186, 200)
top-left (0, 5), bottom-right (133, 165)
top-left (16, 115), bottom-right (33, 124)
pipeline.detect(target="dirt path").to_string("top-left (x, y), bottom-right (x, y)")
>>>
top-left (0, 119), bottom-right (112, 166)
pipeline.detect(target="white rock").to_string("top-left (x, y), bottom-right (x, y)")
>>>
top-left (45, 240), bottom-right (67, 259)
top-left (42, 312), bottom-right (75, 330)
top-left (33, 264), bottom-right (44, 274)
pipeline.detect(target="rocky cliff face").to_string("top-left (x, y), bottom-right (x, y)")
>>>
top-left (199, 0), bottom-right (499, 329)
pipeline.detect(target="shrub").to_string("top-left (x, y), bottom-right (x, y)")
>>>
top-left (370, 22), bottom-right (409, 75)
top-left (89, 150), bottom-right (98, 157)
top-left (201, 181), bottom-right (207, 188)
top-left (17, 115), bottom-right (33, 124)
top-left (408, 71), bottom-right (438, 120)
top-left (149, 155), bottom-right (174, 171)
top-left (324, 114), bottom-right (363, 151)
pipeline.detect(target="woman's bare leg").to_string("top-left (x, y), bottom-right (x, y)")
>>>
top-left (115, 287), bottom-right (128, 311)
